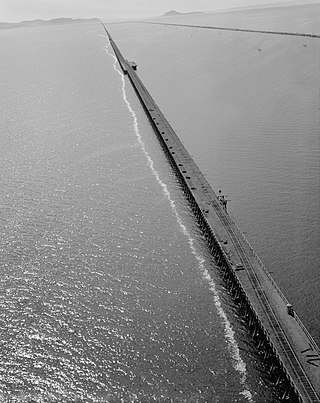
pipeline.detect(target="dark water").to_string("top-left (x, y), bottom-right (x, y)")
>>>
top-left (108, 17), bottom-right (320, 344)
top-left (0, 23), bottom-right (282, 402)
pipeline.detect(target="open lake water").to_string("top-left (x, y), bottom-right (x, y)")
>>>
top-left (0, 12), bottom-right (318, 403)
top-left (108, 9), bottom-right (320, 344)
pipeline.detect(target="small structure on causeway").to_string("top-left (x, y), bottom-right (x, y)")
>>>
top-left (128, 61), bottom-right (137, 70)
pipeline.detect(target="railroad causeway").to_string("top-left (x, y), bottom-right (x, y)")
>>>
top-left (102, 24), bottom-right (320, 403)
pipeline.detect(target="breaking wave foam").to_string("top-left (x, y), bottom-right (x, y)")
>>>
top-left (105, 44), bottom-right (252, 402)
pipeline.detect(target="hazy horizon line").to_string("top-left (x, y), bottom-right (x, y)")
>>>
top-left (1, 0), bottom-right (318, 24)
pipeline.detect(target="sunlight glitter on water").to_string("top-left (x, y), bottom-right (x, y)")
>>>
top-left (105, 43), bottom-right (252, 402)
top-left (0, 22), bottom-right (281, 402)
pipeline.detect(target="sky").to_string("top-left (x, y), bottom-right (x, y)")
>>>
top-left (0, 0), bottom-right (315, 22)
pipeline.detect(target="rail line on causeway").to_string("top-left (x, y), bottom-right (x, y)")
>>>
top-left (137, 21), bottom-right (320, 39)
top-left (102, 24), bottom-right (320, 402)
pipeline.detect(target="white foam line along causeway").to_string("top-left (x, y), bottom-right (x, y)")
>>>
top-left (105, 44), bottom-right (253, 401)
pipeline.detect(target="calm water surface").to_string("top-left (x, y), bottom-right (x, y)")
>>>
top-left (109, 17), bottom-right (320, 344)
top-left (0, 23), bottom-right (280, 402)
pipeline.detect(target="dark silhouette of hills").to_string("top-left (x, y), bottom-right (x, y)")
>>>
top-left (162, 10), bottom-right (202, 17)
top-left (0, 17), bottom-right (99, 30)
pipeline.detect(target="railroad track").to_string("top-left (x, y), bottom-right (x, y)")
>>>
top-left (104, 27), bottom-right (320, 401)
top-left (215, 208), bottom-right (319, 402)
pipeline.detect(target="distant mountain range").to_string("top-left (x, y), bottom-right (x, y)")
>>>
top-left (0, 17), bottom-right (98, 30)
top-left (162, 10), bottom-right (203, 17)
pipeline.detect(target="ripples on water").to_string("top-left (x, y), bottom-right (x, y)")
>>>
top-left (0, 23), bottom-right (281, 402)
